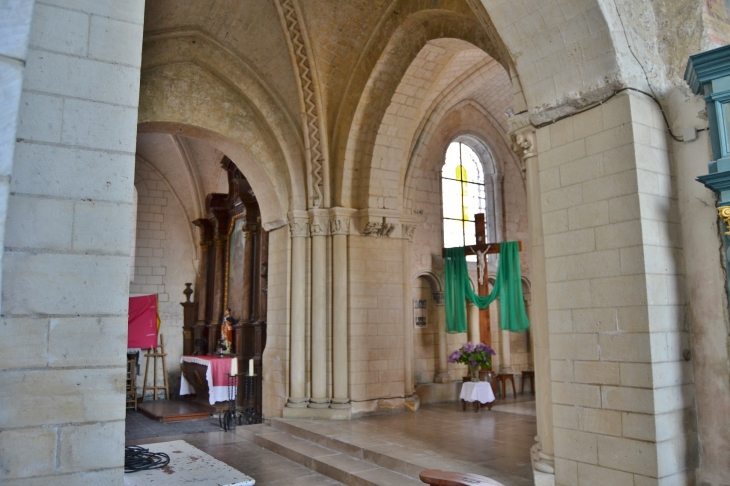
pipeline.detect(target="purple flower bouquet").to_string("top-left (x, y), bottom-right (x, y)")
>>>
top-left (448, 341), bottom-right (496, 381)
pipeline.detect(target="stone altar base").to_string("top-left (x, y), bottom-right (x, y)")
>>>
top-left (414, 381), bottom-right (462, 405)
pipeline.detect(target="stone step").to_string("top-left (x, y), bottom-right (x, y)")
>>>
top-left (236, 424), bottom-right (424, 486)
top-left (268, 418), bottom-right (505, 484)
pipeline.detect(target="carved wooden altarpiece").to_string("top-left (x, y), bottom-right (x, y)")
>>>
top-left (181, 157), bottom-right (267, 414)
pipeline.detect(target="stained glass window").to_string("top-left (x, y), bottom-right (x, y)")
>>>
top-left (442, 142), bottom-right (486, 261)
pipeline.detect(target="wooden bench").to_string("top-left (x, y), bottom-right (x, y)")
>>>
top-left (419, 469), bottom-right (505, 485)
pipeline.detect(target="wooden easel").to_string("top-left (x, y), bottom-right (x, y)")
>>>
top-left (142, 333), bottom-right (170, 401)
top-left (441, 213), bottom-right (522, 346)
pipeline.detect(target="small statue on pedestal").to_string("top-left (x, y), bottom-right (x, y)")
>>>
top-left (221, 308), bottom-right (235, 355)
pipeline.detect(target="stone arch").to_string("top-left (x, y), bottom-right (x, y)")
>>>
top-left (412, 270), bottom-right (443, 296)
top-left (336, 9), bottom-right (508, 209)
top-left (138, 32), bottom-right (307, 228)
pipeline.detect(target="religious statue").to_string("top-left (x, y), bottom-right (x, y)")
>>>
top-left (221, 308), bottom-right (234, 354)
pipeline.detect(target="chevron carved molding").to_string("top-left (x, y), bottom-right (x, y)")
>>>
top-left (274, 0), bottom-right (325, 208)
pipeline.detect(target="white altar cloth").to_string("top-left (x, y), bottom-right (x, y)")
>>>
top-left (460, 381), bottom-right (495, 404)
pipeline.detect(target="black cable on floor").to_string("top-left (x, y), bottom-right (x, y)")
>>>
top-left (124, 445), bottom-right (170, 473)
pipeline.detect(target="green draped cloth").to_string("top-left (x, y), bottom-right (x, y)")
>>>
top-left (444, 242), bottom-right (530, 334)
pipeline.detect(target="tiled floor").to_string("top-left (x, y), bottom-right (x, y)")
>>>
top-left (125, 397), bottom-right (537, 485)
top-left (125, 409), bottom-right (222, 441)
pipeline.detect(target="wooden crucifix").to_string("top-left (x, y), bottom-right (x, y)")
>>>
top-left (442, 213), bottom-right (522, 346)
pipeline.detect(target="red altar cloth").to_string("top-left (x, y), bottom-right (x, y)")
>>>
top-left (179, 356), bottom-right (236, 404)
top-left (128, 295), bottom-right (157, 348)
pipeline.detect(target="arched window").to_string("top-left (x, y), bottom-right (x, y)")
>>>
top-left (442, 141), bottom-right (486, 262)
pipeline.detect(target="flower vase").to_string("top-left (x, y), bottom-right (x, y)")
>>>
top-left (469, 365), bottom-right (480, 382)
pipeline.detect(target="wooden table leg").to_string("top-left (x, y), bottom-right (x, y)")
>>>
top-left (486, 401), bottom-right (493, 411)
top-left (462, 399), bottom-right (466, 411)
top-left (510, 375), bottom-right (516, 398)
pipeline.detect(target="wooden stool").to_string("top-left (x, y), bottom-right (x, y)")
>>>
top-left (521, 370), bottom-right (535, 395)
top-left (496, 373), bottom-right (516, 399)
top-left (419, 469), bottom-right (504, 485)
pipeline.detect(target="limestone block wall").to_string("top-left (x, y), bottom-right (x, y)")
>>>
top-left (412, 277), bottom-right (439, 384)
top-left (538, 91), bottom-right (696, 484)
top-left (263, 225), bottom-right (290, 418)
top-left (131, 159), bottom-right (196, 398)
top-left (0, 0), bottom-right (35, 310)
top-left (348, 235), bottom-right (406, 415)
top-left (405, 101), bottom-right (531, 380)
top-left (0, 0), bottom-right (144, 482)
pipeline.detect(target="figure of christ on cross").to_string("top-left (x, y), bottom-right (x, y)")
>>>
top-left (441, 213), bottom-right (522, 346)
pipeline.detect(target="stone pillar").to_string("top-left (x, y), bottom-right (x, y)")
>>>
top-left (433, 292), bottom-right (451, 383)
top-left (490, 173), bottom-right (505, 241)
top-left (1, 0), bottom-right (146, 482)
top-left (287, 211), bottom-right (309, 408)
top-left (510, 116), bottom-right (554, 476)
top-left (402, 223), bottom-right (417, 403)
top-left (330, 210), bottom-right (352, 409)
top-left (499, 304), bottom-right (513, 373)
top-left (309, 209), bottom-right (329, 408)
top-left (467, 303), bottom-right (480, 344)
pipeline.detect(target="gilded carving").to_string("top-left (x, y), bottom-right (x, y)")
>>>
top-left (718, 206), bottom-right (730, 235)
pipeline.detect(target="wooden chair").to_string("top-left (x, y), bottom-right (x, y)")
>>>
top-left (521, 370), bottom-right (535, 395)
top-left (419, 469), bottom-right (505, 485)
top-left (495, 373), bottom-right (516, 399)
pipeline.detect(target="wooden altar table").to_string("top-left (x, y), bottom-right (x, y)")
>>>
top-left (179, 356), bottom-right (236, 405)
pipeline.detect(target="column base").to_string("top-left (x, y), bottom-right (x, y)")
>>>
top-left (433, 372), bottom-right (451, 383)
top-left (308, 398), bottom-right (331, 409)
top-left (283, 406), bottom-right (352, 420)
top-left (404, 394), bottom-right (420, 412)
top-left (286, 397), bottom-right (309, 409)
top-left (500, 366), bottom-right (515, 374)
top-left (329, 399), bottom-right (351, 410)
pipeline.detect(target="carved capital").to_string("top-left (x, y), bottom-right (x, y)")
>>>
top-left (328, 207), bottom-right (356, 236)
top-left (329, 217), bottom-right (350, 235)
top-left (362, 221), bottom-right (396, 237)
top-left (214, 235), bottom-right (227, 247)
top-left (433, 292), bottom-right (445, 306)
top-left (402, 224), bottom-right (416, 241)
top-left (288, 211), bottom-right (309, 238)
top-left (309, 209), bottom-right (329, 236)
top-left (508, 113), bottom-right (537, 176)
top-left (718, 206), bottom-right (730, 235)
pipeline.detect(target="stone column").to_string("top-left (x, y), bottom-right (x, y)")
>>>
top-left (433, 292), bottom-right (451, 383)
top-left (489, 173), bottom-right (505, 241)
top-left (510, 117), bottom-right (554, 474)
top-left (467, 303), bottom-right (480, 345)
top-left (499, 304), bottom-right (513, 373)
top-left (402, 223), bottom-right (417, 402)
top-left (287, 211), bottom-right (309, 408)
top-left (330, 210), bottom-right (353, 409)
top-left (309, 209), bottom-right (329, 408)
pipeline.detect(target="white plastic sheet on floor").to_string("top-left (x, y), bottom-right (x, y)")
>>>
top-left (123, 440), bottom-right (255, 486)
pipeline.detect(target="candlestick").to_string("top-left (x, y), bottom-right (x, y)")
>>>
top-left (230, 358), bottom-right (237, 376)
top-left (248, 358), bottom-right (254, 376)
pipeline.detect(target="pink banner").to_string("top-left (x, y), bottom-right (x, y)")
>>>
top-left (128, 295), bottom-right (157, 349)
